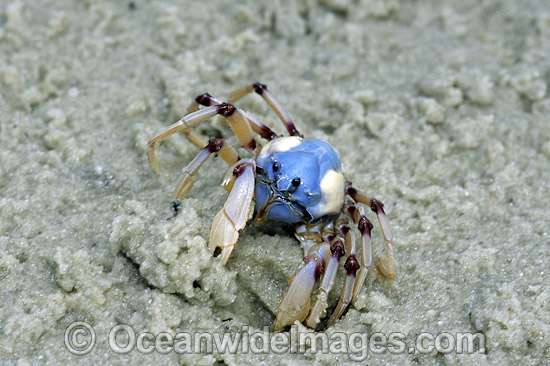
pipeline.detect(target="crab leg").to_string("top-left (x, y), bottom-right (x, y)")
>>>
top-left (274, 244), bottom-right (330, 332)
top-left (354, 211), bottom-right (373, 299)
top-left (186, 97), bottom-right (259, 154)
top-left (343, 202), bottom-right (374, 300)
top-left (209, 160), bottom-right (255, 265)
top-left (328, 224), bottom-right (360, 326)
top-left (241, 112), bottom-right (279, 141)
top-left (347, 186), bottom-right (396, 279)
top-left (306, 239), bottom-right (345, 329)
top-left (178, 96), bottom-right (219, 150)
top-left (186, 92), bottom-right (223, 113)
top-left (147, 106), bottom-right (221, 171)
top-left (228, 83), bottom-right (301, 137)
top-left (192, 92), bottom-right (278, 141)
top-left (221, 106), bottom-right (258, 154)
top-left (147, 104), bottom-right (242, 170)
top-left (171, 139), bottom-right (239, 201)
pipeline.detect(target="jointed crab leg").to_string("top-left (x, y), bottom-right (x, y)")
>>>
top-left (186, 93), bottom-right (223, 114)
top-left (172, 139), bottom-right (239, 201)
top-left (181, 97), bottom-right (219, 149)
top-left (328, 224), bottom-right (360, 326)
top-left (147, 106), bottom-right (222, 171)
top-left (306, 239), bottom-right (345, 329)
top-left (190, 95), bottom-right (259, 154)
top-left (209, 159), bottom-right (255, 265)
top-left (354, 210), bottom-right (373, 299)
top-left (192, 92), bottom-right (278, 141)
top-left (228, 83), bottom-right (302, 137)
top-left (343, 202), bottom-right (374, 300)
top-left (274, 243), bottom-right (330, 332)
top-left (221, 106), bottom-right (258, 154)
top-left (241, 112), bottom-right (279, 141)
top-left (347, 186), bottom-right (396, 279)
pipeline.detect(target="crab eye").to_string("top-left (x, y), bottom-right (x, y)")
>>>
top-left (291, 177), bottom-right (301, 187)
top-left (273, 162), bottom-right (280, 172)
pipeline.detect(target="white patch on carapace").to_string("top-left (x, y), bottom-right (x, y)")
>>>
top-left (257, 136), bottom-right (303, 162)
top-left (308, 169), bottom-right (345, 218)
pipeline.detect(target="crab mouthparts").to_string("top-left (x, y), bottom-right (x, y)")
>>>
top-left (255, 193), bottom-right (310, 226)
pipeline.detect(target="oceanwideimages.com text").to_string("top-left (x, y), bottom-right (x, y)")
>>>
top-left (65, 322), bottom-right (486, 361)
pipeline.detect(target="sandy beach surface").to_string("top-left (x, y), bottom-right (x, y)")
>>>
top-left (1, 0), bottom-right (549, 364)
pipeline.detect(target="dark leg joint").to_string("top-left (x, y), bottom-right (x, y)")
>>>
top-left (370, 198), bottom-right (385, 214)
top-left (346, 204), bottom-right (357, 220)
top-left (217, 102), bottom-right (236, 117)
top-left (330, 239), bottom-right (345, 260)
top-left (346, 186), bottom-right (358, 200)
top-left (288, 125), bottom-right (302, 137)
top-left (259, 125), bottom-right (278, 140)
top-left (317, 258), bottom-right (324, 278)
top-left (233, 163), bottom-right (247, 177)
top-left (344, 255), bottom-right (360, 276)
top-left (245, 139), bottom-right (257, 151)
top-left (252, 82), bottom-right (267, 95)
top-left (195, 93), bottom-right (214, 106)
top-left (206, 138), bottom-right (224, 153)
top-left (338, 225), bottom-right (350, 236)
top-left (308, 255), bottom-right (324, 279)
top-left (358, 216), bottom-right (373, 236)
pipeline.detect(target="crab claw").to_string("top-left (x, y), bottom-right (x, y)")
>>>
top-left (306, 242), bottom-right (342, 329)
top-left (209, 210), bottom-right (240, 264)
top-left (273, 255), bottom-right (321, 332)
top-left (209, 161), bottom-right (255, 265)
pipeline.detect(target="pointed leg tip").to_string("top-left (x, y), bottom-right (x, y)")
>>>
top-left (330, 311), bottom-right (344, 327)
top-left (376, 259), bottom-right (397, 279)
top-left (220, 246), bottom-right (234, 265)
top-left (146, 147), bottom-right (160, 172)
top-left (327, 316), bottom-right (339, 328)
top-left (272, 322), bottom-right (282, 333)
top-left (305, 317), bottom-right (320, 330)
top-left (172, 186), bottom-right (191, 202)
top-left (148, 159), bottom-right (160, 173)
